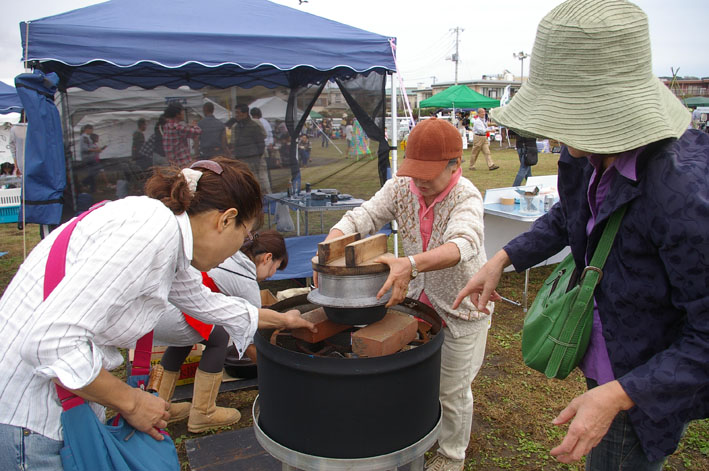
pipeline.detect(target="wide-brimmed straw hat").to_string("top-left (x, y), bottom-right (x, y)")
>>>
top-left (490, 0), bottom-right (690, 154)
top-left (397, 118), bottom-right (462, 180)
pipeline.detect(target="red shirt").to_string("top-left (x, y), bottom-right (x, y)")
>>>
top-left (162, 119), bottom-right (201, 167)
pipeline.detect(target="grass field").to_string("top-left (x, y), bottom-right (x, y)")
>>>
top-left (0, 139), bottom-right (706, 470)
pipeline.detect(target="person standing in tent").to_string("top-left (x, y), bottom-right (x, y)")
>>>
top-left (249, 107), bottom-right (273, 193)
top-left (455, 0), bottom-right (708, 467)
top-left (132, 118), bottom-right (147, 160)
top-left (0, 157), bottom-right (315, 469)
top-left (163, 102), bottom-right (202, 167)
top-left (469, 108), bottom-right (499, 171)
top-left (316, 118), bottom-right (491, 471)
top-left (79, 124), bottom-right (103, 193)
top-left (250, 107), bottom-right (274, 161)
top-left (230, 104), bottom-right (267, 188)
top-left (131, 117), bottom-right (153, 176)
top-left (198, 102), bottom-right (230, 158)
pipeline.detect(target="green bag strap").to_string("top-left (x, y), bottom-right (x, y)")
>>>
top-left (582, 204), bottom-right (629, 286)
top-left (544, 204), bottom-right (629, 378)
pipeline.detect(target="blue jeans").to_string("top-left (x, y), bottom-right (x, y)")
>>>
top-left (513, 148), bottom-right (532, 187)
top-left (585, 380), bottom-right (666, 471)
top-left (0, 423), bottom-right (64, 471)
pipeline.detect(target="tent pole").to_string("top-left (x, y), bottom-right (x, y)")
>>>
top-left (59, 90), bottom-right (77, 215)
top-left (390, 72), bottom-right (399, 257)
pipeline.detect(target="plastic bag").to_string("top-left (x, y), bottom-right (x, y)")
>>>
top-left (275, 203), bottom-right (295, 232)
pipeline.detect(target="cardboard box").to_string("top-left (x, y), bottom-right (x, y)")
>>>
top-left (153, 344), bottom-right (203, 385)
top-left (130, 344), bottom-right (203, 386)
top-left (260, 289), bottom-right (278, 307)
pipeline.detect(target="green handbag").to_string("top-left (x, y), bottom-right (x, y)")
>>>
top-left (521, 205), bottom-right (627, 379)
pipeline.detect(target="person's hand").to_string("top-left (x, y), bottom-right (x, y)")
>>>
top-left (550, 380), bottom-right (635, 463)
top-left (280, 308), bottom-right (317, 332)
top-left (452, 250), bottom-right (508, 312)
top-left (372, 254), bottom-right (411, 308)
top-left (121, 388), bottom-right (170, 441)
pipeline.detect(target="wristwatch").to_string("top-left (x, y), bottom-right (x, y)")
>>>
top-left (408, 255), bottom-right (418, 279)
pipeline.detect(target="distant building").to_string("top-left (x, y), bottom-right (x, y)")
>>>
top-left (660, 77), bottom-right (709, 99)
top-left (432, 72), bottom-right (522, 101)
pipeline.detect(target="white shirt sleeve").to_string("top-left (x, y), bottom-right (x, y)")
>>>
top-left (169, 266), bottom-right (259, 357)
top-left (19, 201), bottom-right (181, 389)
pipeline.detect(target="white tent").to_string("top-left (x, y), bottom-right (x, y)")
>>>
top-left (248, 96), bottom-right (297, 120)
top-left (74, 111), bottom-right (162, 160)
top-left (67, 88), bottom-right (232, 160)
top-left (67, 86), bottom-right (207, 123)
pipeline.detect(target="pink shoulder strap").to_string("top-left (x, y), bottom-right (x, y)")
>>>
top-left (43, 202), bottom-right (154, 410)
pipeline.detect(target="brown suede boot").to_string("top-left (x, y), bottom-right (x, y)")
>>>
top-left (153, 365), bottom-right (191, 423)
top-left (187, 369), bottom-right (241, 433)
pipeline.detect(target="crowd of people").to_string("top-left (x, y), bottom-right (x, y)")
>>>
top-left (0, 1), bottom-right (706, 471)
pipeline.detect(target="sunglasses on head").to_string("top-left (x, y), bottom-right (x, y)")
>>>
top-left (190, 160), bottom-right (223, 174)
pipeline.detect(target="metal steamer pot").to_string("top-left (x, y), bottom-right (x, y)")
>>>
top-left (307, 270), bottom-right (391, 325)
top-left (255, 294), bottom-right (443, 459)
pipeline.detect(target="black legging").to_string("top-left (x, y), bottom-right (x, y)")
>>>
top-left (160, 325), bottom-right (230, 374)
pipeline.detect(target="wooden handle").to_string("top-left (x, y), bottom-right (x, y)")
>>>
top-left (317, 233), bottom-right (361, 265)
top-left (345, 233), bottom-right (388, 267)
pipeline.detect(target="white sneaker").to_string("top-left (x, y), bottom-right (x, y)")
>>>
top-left (424, 453), bottom-right (465, 471)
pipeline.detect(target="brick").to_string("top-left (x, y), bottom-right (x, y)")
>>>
top-left (290, 307), bottom-right (350, 343)
top-left (351, 311), bottom-right (418, 357)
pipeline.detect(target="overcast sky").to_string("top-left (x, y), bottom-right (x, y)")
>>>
top-left (1, 0), bottom-right (707, 89)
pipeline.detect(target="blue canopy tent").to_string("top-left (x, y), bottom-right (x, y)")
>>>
top-left (14, 72), bottom-right (66, 226)
top-left (20, 0), bottom-right (397, 219)
top-left (20, 0), bottom-right (394, 91)
top-left (0, 81), bottom-right (23, 114)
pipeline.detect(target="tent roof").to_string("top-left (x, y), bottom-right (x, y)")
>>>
top-left (0, 81), bottom-right (23, 114)
top-left (20, 0), bottom-right (396, 91)
top-left (683, 96), bottom-right (709, 107)
top-left (419, 85), bottom-right (500, 109)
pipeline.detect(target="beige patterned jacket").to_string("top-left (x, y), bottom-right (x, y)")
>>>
top-left (332, 175), bottom-right (492, 338)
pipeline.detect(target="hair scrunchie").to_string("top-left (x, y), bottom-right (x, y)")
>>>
top-left (181, 168), bottom-right (203, 194)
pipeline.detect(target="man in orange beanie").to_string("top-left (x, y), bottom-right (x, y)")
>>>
top-left (318, 118), bottom-right (492, 471)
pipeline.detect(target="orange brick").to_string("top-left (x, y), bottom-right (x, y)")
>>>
top-left (290, 307), bottom-right (350, 343)
top-left (351, 311), bottom-right (418, 357)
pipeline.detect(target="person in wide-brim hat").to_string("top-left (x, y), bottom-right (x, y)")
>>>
top-left (490, 0), bottom-right (690, 154)
top-left (456, 0), bottom-right (708, 469)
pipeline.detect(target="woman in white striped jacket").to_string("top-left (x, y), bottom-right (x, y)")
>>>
top-left (0, 157), bottom-right (314, 470)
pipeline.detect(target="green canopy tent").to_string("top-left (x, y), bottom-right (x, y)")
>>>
top-left (683, 96), bottom-right (709, 107)
top-left (419, 84), bottom-right (500, 109)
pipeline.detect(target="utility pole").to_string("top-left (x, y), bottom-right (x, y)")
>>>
top-left (449, 27), bottom-right (463, 85)
top-left (513, 51), bottom-right (530, 83)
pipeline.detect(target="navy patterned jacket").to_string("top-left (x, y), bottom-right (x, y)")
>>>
top-left (504, 129), bottom-right (709, 461)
